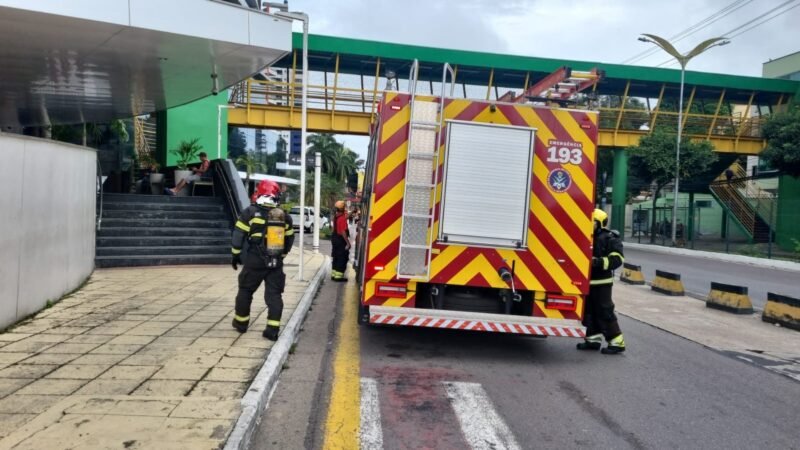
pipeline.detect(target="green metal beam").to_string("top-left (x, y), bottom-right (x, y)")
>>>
top-left (289, 33), bottom-right (799, 99)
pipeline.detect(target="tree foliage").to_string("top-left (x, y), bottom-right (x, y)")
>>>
top-left (307, 133), bottom-right (362, 182)
top-left (234, 151), bottom-right (266, 185)
top-left (761, 104), bottom-right (800, 177)
top-left (628, 129), bottom-right (717, 242)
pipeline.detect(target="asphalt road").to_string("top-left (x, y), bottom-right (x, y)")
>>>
top-left (256, 278), bottom-right (800, 449)
top-left (624, 246), bottom-right (799, 309)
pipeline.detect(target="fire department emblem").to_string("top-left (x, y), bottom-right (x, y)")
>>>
top-left (547, 168), bottom-right (571, 193)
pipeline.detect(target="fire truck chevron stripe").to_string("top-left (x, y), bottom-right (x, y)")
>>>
top-left (381, 105), bottom-right (410, 144)
top-left (369, 313), bottom-right (586, 337)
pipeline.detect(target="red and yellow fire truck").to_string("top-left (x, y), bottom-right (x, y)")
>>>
top-left (354, 62), bottom-right (600, 338)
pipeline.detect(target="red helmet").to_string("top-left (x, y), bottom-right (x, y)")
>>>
top-left (252, 180), bottom-right (281, 206)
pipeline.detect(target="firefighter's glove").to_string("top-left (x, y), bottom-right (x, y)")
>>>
top-left (232, 254), bottom-right (242, 271)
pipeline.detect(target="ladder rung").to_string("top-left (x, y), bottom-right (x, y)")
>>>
top-left (408, 152), bottom-right (436, 159)
top-left (400, 244), bottom-right (430, 250)
top-left (410, 121), bottom-right (439, 127)
top-left (406, 183), bottom-right (435, 189)
top-left (403, 213), bottom-right (433, 219)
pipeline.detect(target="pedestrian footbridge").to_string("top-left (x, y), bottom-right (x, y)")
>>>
top-left (228, 34), bottom-right (799, 154)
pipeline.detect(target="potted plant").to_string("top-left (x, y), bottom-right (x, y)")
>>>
top-left (139, 153), bottom-right (163, 194)
top-left (170, 138), bottom-right (203, 196)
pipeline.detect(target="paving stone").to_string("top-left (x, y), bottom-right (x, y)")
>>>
top-left (0, 378), bottom-right (34, 398)
top-left (234, 338), bottom-right (275, 349)
top-left (69, 353), bottom-right (129, 366)
top-left (89, 343), bottom-right (145, 355)
top-left (0, 334), bottom-right (33, 342)
top-left (150, 365), bottom-right (209, 381)
top-left (215, 357), bottom-right (263, 370)
top-left (203, 367), bottom-right (255, 383)
top-left (0, 352), bottom-right (34, 365)
top-left (111, 399), bottom-right (181, 417)
top-left (190, 337), bottom-right (237, 348)
top-left (100, 365), bottom-right (160, 381)
top-left (16, 378), bottom-right (87, 395)
top-left (65, 334), bottom-right (115, 344)
top-left (118, 353), bottom-right (175, 366)
top-left (0, 413), bottom-right (37, 438)
top-left (41, 326), bottom-right (92, 335)
top-left (0, 364), bottom-right (58, 379)
top-left (224, 347), bottom-right (268, 359)
top-left (18, 353), bottom-right (79, 365)
top-left (188, 381), bottom-right (248, 399)
top-left (74, 378), bottom-right (143, 395)
top-left (45, 364), bottom-right (112, 380)
top-left (149, 337), bottom-right (196, 347)
top-left (0, 339), bottom-right (57, 354)
top-left (159, 417), bottom-right (235, 440)
top-left (132, 380), bottom-right (195, 397)
top-left (23, 334), bottom-right (69, 344)
top-left (0, 394), bottom-right (65, 414)
top-left (41, 343), bottom-right (101, 354)
top-left (170, 399), bottom-right (240, 420)
top-left (106, 334), bottom-right (157, 345)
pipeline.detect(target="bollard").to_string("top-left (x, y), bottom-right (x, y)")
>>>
top-left (620, 263), bottom-right (645, 285)
top-left (651, 270), bottom-right (685, 296)
top-left (762, 292), bottom-right (800, 332)
top-left (706, 282), bottom-right (753, 314)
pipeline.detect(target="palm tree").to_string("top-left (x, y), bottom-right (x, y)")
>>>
top-left (235, 151), bottom-right (266, 186)
top-left (308, 133), bottom-right (340, 174)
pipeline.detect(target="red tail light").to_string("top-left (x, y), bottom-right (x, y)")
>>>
top-left (545, 295), bottom-right (577, 311)
top-left (376, 282), bottom-right (407, 298)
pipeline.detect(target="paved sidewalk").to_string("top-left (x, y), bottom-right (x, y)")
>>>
top-left (0, 249), bottom-right (325, 450)
top-left (615, 282), bottom-right (800, 382)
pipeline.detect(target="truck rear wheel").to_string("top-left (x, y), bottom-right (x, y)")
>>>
top-left (358, 303), bottom-right (370, 325)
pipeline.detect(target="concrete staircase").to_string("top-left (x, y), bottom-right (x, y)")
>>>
top-left (96, 193), bottom-right (232, 268)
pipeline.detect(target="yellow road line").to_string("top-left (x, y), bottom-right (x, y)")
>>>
top-left (323, 275), bottom-right (361, 449)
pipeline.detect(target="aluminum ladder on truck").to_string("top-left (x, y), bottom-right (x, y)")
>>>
top-left (396, 61), bottom-right (455, 279)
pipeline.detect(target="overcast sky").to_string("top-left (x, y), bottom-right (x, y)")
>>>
top-left (284, 0), bottom-right (800, 158)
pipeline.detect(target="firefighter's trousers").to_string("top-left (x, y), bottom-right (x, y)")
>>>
top-left (234, 257), bottom-right (286, 329)
top-left (331, 234), bottom-right (349, 279)
top-left (583, 283), bottom-right (622, 341)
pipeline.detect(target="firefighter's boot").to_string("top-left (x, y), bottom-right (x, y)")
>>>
top-left (601, 334), bottom-right (626, 354)
top-left (262, 320), bottom-right (280, 341)
top-left (576, 334), bottom-right (602, 351)
top-left (231, 317), bottom-right (249, 334)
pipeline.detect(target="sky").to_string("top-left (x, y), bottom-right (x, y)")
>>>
top-left (281, 0), bottom-right (800, 159)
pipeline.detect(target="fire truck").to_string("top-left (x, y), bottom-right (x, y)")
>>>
top-left (354, 61), bottom-right (601, 338)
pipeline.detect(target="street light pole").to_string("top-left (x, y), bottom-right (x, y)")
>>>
top-left (274, 10), bottom-right (310, 280)
top-left (638, 34), bottom-right (730, 246)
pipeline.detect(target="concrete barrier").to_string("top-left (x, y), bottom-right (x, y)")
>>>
top-left (620, 263), bottom-right (645, 285)
top-left (762, 292), bottom-right (800, 331)
top-left (706, 282), bottom-right (754, 314)
top-left (651, 270), bottom-right (685, 296)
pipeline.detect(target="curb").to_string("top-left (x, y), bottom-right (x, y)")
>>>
top-left (762, 292), bottom-right (800, 332)
top-left (706, 282), bottom-right (754, 314)
top-left (224, 255), bottom-right (331, 450)
top-left (624, 242), bottom-right (800, 273)
top-left (620, 262), bottom-right (645, 285)
top-left (651, 270), bottom-right (685, 296)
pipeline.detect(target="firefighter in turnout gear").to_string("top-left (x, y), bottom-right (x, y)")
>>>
top-left (331, 200), bottom-right (350, 282)
top-left (578, 209), bottom-right (626, 354)
top-left (231, 180), bottom-right (294, 341)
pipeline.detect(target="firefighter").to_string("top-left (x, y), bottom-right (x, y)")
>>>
top-left (330, 200), bottom-right (350, 282)
top-left (231, 180), bottom-right (294, 340)
top-left (578, 209), bottom-right (626, 354)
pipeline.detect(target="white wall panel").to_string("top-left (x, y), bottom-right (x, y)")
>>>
top-left (0, 133), bottom-right (95, 328)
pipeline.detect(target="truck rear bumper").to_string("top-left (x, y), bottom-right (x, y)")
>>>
top-left (369, 306), bottom-right (586, 338)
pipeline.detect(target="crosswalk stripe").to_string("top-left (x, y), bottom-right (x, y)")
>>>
top-left (444, 381), bottom-right (522, 450)
top-left (360, 378), bottom-right (384, 450)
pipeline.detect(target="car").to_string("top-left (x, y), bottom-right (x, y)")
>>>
top-left (289, 206), bottom-right (329, 232)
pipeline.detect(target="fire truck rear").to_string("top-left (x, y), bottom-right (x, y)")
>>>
top-left (354, 62), bottom-right (600, 338)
